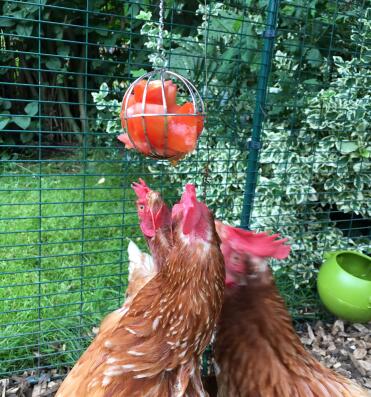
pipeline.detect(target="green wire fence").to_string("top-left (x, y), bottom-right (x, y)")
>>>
top-left (0, 0), bottom-right (369, 378)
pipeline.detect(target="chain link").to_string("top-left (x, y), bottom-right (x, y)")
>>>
top-left (156, 0), bottom-right (166, 66)
top-left (202, 0), bottom-right (209, 201)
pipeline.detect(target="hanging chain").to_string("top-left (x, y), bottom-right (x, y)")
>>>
top-left (157, 0), bottom-right (164, 55)
top-left (155, 0), bottom-right (167, 68)
top-left (202, 0), bottom-right (210, 201)
top-left (203, 0), bottom-right (209, 108)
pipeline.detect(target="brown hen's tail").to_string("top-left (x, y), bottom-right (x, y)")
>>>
top-left (285, 375), bottom-right (370, 397)
top-left (327, 376), bottom-right (371, 397)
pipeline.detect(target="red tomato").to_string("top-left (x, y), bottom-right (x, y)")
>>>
top-left (174, 102), bottom-right (204, 136)
top-left (124, 103), bottom-right (155, 155)
top-left (120, 94), bottom-right (136, 130)
top-left (133, 80), bottom-right (177, 107)
top-left (124, 103), bottom-right (167, 156)
top-left (166, 116), bottom-right (198, 154)
top-left (122, 103), bottom-right (189, 156)
top-left (120, 96), bottom-right (204, 158)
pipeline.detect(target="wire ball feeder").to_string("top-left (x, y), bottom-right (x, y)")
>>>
top-left (118, 0), bottom-right (205, 165)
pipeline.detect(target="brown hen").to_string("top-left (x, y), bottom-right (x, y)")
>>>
top-left (56, 183), bottom-right (225, 397)
top-left (214, 223), bottom-right (370, 397)
top-left (100, 179), bottom-right (171, 335)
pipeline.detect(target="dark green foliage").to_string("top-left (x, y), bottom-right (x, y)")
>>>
top-left (0, 0), bottom-right (152, 151)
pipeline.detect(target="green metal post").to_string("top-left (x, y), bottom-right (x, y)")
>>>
top-left (240, 0), bottom-right (280, 229)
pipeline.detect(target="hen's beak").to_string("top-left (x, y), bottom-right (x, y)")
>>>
top-left (215, 220), bottom-right (225, 239)
top-left (147, 191), bottom-right (162, 230)
top-left (147, 190), bottom-right (161, 207)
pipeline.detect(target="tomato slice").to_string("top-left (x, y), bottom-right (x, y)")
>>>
top-left (123, 103), bottom-right (166, 155)
top-left (133, 80), bottom-right (177, 107)
top-left (120, 94), bottom-right (136, 130)
top-left (166, 117), bottom-right (198, 154)
top-left (124, 103), bottom-right (154, 154)
top-left (175, 102), bottom-right (204, 136)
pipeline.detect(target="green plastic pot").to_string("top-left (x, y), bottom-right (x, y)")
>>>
top-left (317, 250), bottom-right (371, 323)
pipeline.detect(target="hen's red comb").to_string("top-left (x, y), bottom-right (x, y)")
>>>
top-left (132, 178), bottom-right (150, 199)
top-left (185, 184), bottom-right (196, 194)
top-left (172, 184), bottom-right (206, 236)
top-left (182, 184), bottom-right (196, 204)
top-left (219, 222), bottom-right (291, 260)
top-left (173, 184), bottom-right (197, 210)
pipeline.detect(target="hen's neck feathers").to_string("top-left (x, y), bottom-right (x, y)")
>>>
top-left (124, 220), bottom-right (225, 370)
top-left (226, 279), bottom-right (306, 359)
top-left (146, 224), bottom-right (172, 270)
top-left (162, 221), bottom-right (224, 303)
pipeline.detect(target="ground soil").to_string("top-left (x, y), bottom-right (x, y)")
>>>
top-left (1, 320), bottom-right (369, 396)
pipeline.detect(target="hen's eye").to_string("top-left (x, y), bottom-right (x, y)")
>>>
top-left (138, 205), bottom-right (145, 211)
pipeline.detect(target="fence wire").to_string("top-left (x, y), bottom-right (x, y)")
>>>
top-left (0, 0), bottom-right (369, 378)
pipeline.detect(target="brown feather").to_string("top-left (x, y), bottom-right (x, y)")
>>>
top-left (57, 213), bottom-right (224, 397)
top-left (215, 262), bottom-right (370, 397)
top-left (100, 226), bottom-right (171, 336)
